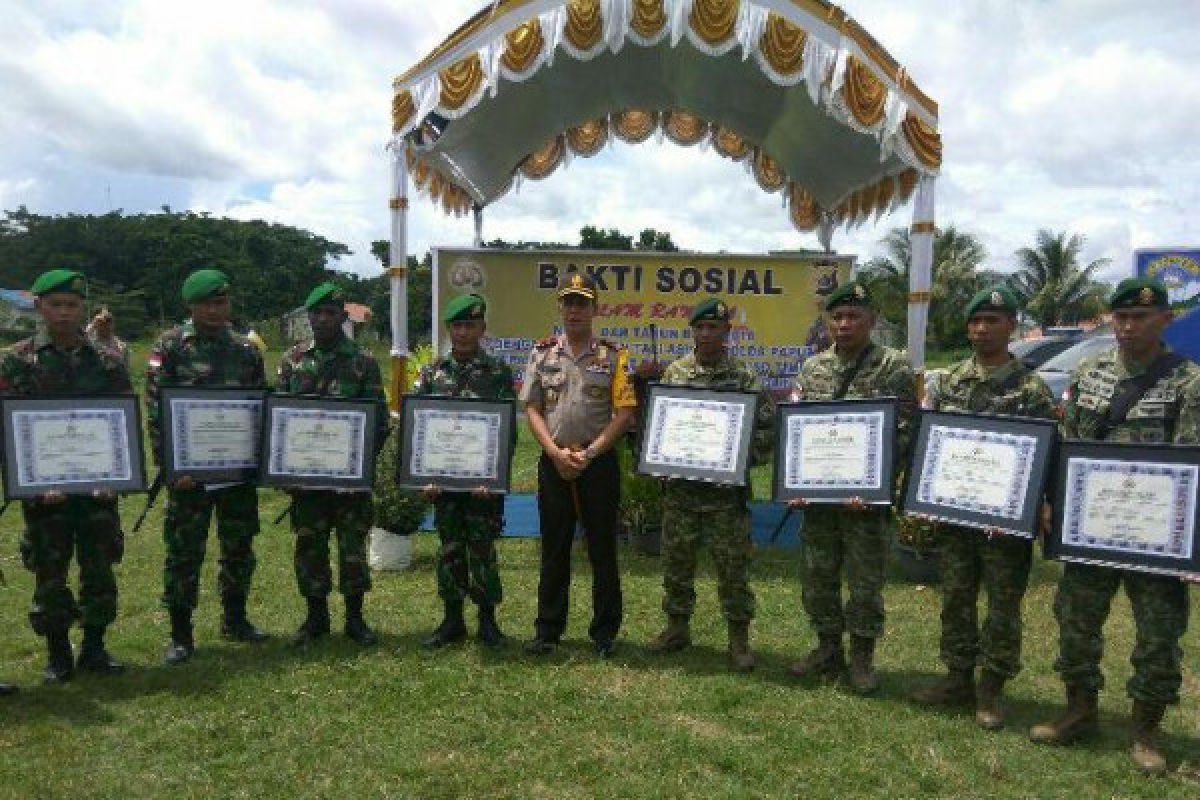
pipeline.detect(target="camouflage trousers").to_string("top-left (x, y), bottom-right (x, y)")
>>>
top-left (291, 491), bottom-right (373, 598)
top-left (1053, 562), bottom-right (1189, 705)
top-left (162, 484), bottom-right (259, 612)
top-left (433, 494), bottom-right (503, 607)
top-left (660, 495), bottom-right (755, 623)
top-left (936, 527), bottom-right (1032, 678)
top-left (20, 497), bottom-right (122, 634)
top-left (801, 505), bottom-right (890, 639)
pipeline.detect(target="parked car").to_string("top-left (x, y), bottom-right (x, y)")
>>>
top-left (1036, 331), bottom-right (1117, 408)
top-left (1009, 334), bottom-right (1082, 370)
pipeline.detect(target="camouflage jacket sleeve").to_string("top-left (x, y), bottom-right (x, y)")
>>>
top-left (743, 368), bottom-right (775, 468)
top-left (0, 344), bottom-right (27, 397)
top-left (1175, 370), bottom-right (1200, 445)
top-left (276, 347), bottom-right (296, 394)
top-left (1061, 357), bottom-right (1094, 441)
top-left (881, 350), bottom-right (918, 467)
top-left (1019, 371), bottom-right (1060, 422)
top-left (144, 332), bottom-right (176, 464)
top-left (361, 351), bottom-right (390, 450)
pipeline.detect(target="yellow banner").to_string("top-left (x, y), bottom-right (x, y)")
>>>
top-left (433, 248), bottom-right (854, 391)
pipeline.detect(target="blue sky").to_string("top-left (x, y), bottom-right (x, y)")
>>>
top-left (1, 0), bottom-right (1196, 282)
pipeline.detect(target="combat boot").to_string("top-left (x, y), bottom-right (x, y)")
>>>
top-left (43, 628), bottom-right (74, 684)
top-left (1029, 684), bottom-right (1099, 745)
top-left (290, 596), bottom-right (330, 646)
top-left (788, 633), bottom-right (845, 679)
top-left (76, 625), bottom-right (125, 675)
top-left (911, 669), bottom-right (975, 708)
top-left (847, 636), bottom-right (879, 694)
top-left (343, 594), bottom-right (378, 646)
top-left (1130, 700), bottom-right (1168, 775)
top-left (647, 615), bottom-right (691, 654)
top-left (422, 601), bottom-right (467, 649)
top-left (164, 608), bottom-right (195, 666)
top-left (476, 604), bottom-right (507, 649)
top-left (727, 621), bottom-right (756, 673)
top-left (220, 594), bottom-right (268, 643)
top-left (974, 670), bottom-right (1007, 731)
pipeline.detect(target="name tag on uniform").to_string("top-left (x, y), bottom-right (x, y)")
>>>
top-left (1075, 392), bottom-right (1106, 412)
top-left (1143, 388), bottom-right (1176, 403)
top-left (1078, 377), bottom-right (1115, 398)
top-left (585, 364), bottom-right (611, 375)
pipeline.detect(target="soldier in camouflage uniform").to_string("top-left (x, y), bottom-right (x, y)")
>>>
top-left (414, 294), bottom-right (516, 650)
top-left (279, 282), bottom-right (389, 647)
top-left (1031, 278), bottom-right (1199, 775)
top-left (0, 269), bottom-right (131, 683)
top-left (910, 286), bottom-right (1057, 730)
top-left (646, 298), bottom-right (774, 671)
top-left (146, 269), bottom-right (269, 665)
top-left (786, 281), bottom-right (916, 693)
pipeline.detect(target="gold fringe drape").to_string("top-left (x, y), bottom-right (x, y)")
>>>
top-left (842, 55), bottom-right (887, 128)
top-left (566, 118), bottom-right (609, 156)
top-left (630, 0), bottom-right (668, 39)
top-left (760, 13), bottom-right (807, 77)
top-left (712, 127), bottom-right (752, 161)
top-left (520, 135), bottom-right (567, 180)
top-left (753, 150), bottom-right (786, 193)
top-left (612, 109), bottom-right (659, 143)
top-left (689, 0), bottom-right (740, 46)
top-left (902, 112), bottom-right (943, 169)
top-left (502, 19), bottom-right (544, 74)
top-left (564, 0), bottom-right (604, 51)
top-left (789, 185), bottom-right (820, 231)
top-left (663, 110), bottom-right (709, 146)
top-left (438, 53), bottom-right (484, 111)
top-left (392, 91), bottom-right (415, 133)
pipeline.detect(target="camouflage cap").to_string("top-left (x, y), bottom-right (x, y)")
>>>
top-left (965, 285), bottom-right (1019, 319)
top-left (443, 293), bottom-right (486, 323)
top-left (825, 280), bottom-right (873, 312)
top-left (304, 281), bottom-right (345, 310)
top-left (689, 297), bottom-right (731, 325)
top-left (1108, 277), bottom-right (1168, 310)
top-left (557, 272), bottom-right (598, 302)
top-left (31, 269), bottom-right (86, 297)
top-left (181, 269), bottom-right (231, 304)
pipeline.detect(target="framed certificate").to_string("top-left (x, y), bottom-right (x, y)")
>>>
top-left (397, 395), bottom-right (516, 493)
top-left (903, 410), bottom-right (1058, 539)
top-left (772, 399), bottom-right (897, 505)
top-left (1, 395), bottom-right (147, 499)
top-left (161, 387), bottom-right (266, 484)
top-left (259, 395), bottom-right (381, 491)
top-left (1046, 441), bottom-right (1200, 579)
top-left (636, 384), bottom-right (758, 486)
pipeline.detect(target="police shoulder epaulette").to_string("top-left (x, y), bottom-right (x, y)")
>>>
top-left (535, 336), bottom-right (557, 349)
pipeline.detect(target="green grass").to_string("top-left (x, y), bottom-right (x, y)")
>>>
top-left (1, 340), bottom-right (1198, 797)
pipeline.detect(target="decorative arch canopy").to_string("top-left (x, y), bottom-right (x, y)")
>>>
top-left (391, 0), bottom-right (942, 232)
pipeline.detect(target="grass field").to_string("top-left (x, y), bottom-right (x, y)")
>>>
top-left (1, 340), bottom-right (1198, 798)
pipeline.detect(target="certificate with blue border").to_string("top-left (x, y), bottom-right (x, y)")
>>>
top-left (1047, 441), bottom-right (1200, 578)
top-left (1, 395), bottom-right (147, 499)
top-left (903, 410), bottom-right (1057, 538)
top-left (398, 395), bottom-right (516, 493)
top-left (636, 385), bottom-right (757, 486)
top-left (161, 388), bottom-right (265, 484)
top-left (772, 399), bottom-right (896, 505)
top-left (259, 395), bottom-right (380, 491)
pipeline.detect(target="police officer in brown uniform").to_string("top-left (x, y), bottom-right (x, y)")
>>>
top-left (520, 273), bottom-right (637, 657)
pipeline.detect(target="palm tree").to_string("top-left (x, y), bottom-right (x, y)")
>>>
top-left (1010, 230), bottom-right (1111, 328)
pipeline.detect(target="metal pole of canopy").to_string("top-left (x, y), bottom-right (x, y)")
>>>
top-left (473, 205), bottom-right (484, 248)
top-left (908, 175), bottom-right (937, 402)
top-left (388, 148), bottom-right (410, 412)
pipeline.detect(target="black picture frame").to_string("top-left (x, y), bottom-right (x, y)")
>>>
top-left (1, 394), bottom-right (147, 499)
top-left (397, 395), bottom-right (516, 493)
top-left (904, 410), bottom-right (1058, 539)
top-left (259, 395), bottom-right (380, 491)
top-left (1046, 440), bottom-right (1200, 579)
top-left (772, 398), bottom-right (898, 505)
top-left (635, 384), bottom-right (758, 486)
top-left (160, 387), bottom-right (267, 484)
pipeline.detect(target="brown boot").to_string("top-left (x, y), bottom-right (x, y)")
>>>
top-left (647, 615), bottom-right (691, 654)
top-left (1130, 700), bottom-right (1168, 775)
top-left (788, 633), bottom-right (845, 679)
top-left (847, 636), bottom-right (880, 695)
top-left (911, 669), bottom-right (975, 708)
top-left (727, 621), bottom-right (755, 673)
top-left (1029, 684), bottom-right (1099, 745)
top-left (974, 670), bottom-right (1006, 731)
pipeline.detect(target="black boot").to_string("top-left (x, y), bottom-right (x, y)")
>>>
top-left (476, 604), bottom-right (506, 649)
top-left (422, 600), bottom-right (467, 649)
top-left (343, 594), bottom-right (377, 646)
top-left (220, 595), bottom-right (268, 643)
top-left (76, 625), bottom-right (125, 675)
top-left (291, 596), bottom-right (330, 646)
top-left (43, 628), bottom-right (74, 684)
top-left (164, 608), bottom-right (195, 666)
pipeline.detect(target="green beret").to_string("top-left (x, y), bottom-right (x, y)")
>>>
top-left (31, 269), bottom-right (86, 297)
top-left (689, 297), bottom-right (731, 325)
top-left (181, 269), bottom-right (231, 304)
top-left (965, 285), bottom-right (1018, 319)
top-left (825, 281), bottom-right (873, 312)
top-left (1108, 277), bottom-right (1168, 310)
top-left (304, 282), bottom-right (345, 311)
top-left (443, 293), bottom-right (486, 323)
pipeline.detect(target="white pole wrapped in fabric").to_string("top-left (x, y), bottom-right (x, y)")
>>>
top-left (388, 149), bottom-right (410, 411)
top-left (907, 175), bottom-right (936, 373)
top-left (473, 206), bottom-right (484, 247)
